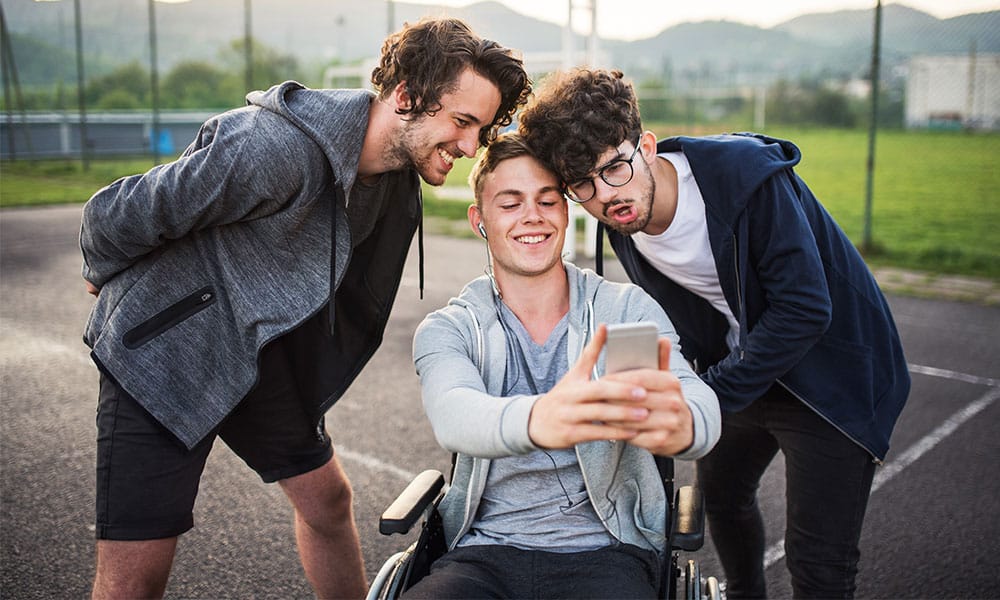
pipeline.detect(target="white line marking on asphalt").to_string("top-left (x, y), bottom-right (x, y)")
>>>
top-left (337, 447), bottom-right (419, 483)
top-left (0, 320), bottom-right (93, 367)
top-left (871, 386), bottom-right (1000, 492)
top-left (1, 321), bottom-right (422, 488)
top-left (12, 322), bottom-right (999, 564)
top-left (907, 363), bottom-right (998, 387)
top-left (763, 365), bottom-right (1000, 569)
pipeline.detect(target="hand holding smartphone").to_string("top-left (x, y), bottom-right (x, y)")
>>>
top-left (604, 321), bottom-right (659, 374)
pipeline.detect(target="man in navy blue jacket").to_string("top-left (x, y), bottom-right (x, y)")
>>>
top-left (519, 68), bottom-right (910, 599)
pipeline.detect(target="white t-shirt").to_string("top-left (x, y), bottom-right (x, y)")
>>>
top-left (634, 152), bottom-right (740, 350)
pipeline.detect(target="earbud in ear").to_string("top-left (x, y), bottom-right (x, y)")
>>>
top-left (477, 222), bottom-right (488, 240)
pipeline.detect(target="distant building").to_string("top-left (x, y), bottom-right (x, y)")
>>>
top-left (905, 54), bottom-right (1000, 131)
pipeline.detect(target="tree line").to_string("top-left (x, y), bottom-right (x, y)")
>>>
top-left (3, 35), bottom-right (338, 112)
top-left (635, 75), bottom-right (904, 130)
top-left (5, 31), bottom-right (900, 129)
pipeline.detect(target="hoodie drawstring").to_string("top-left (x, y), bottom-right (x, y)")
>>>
top-left (329, 186), bottom-right (340, 335)
top-left (418, 211), bottom-right (425, 300)
top-left (595, 222), bottom-right (605, 277)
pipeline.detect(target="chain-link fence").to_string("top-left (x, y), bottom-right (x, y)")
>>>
top-left (2, 1), bottom-right (997, 154)
top-left (2, 1), bottom-right (997, 277)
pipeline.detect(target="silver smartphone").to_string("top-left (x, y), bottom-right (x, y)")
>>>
top-left (604, 321), bottom-right (659, 374)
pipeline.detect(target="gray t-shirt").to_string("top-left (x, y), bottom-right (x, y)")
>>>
top-left (457, 302), bottom-right (615, 552)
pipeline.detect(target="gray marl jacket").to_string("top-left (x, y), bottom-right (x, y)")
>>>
top-left (80, 81), bottom-right (421, 449)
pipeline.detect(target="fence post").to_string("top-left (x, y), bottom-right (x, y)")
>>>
top-left (862, 0), bottom-right (882, 254)
top-left (148, 0), bottom-right (161, 165)
top-left (73, 0), bottom-right (89, 169)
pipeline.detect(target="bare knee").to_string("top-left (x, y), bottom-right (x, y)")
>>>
top-left (280, 457), bottom-right (356, 533)
top-left (92, 538), bottom-right (177, 600)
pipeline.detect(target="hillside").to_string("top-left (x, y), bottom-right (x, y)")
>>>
top-left (4, 0), bottom-right (997, 85)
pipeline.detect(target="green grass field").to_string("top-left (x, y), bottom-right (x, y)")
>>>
top-left (0, 158), bottom-right (159, 206)
top-left (2, 128), bottom-right (997, 279)
top-left (423, 127), bottom-right (1000, 279)
top-left (765, 128), bottom-right (999, 279)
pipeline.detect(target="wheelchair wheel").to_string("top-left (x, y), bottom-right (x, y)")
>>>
top-left (684, 559), bottom-right (701, 600)
top-left (366, 550), bottom-right (407, 600)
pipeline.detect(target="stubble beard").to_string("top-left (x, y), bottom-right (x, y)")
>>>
top-left (388, 116), bottom-right (449, 187)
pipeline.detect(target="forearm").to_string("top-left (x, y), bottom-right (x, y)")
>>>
top-left (704, 304), bottom-right (829, 409)
top-left (423, 385), bottom-right (538, 458)
top-left (629, 346), bottom-right (720, 460)
top-left (672, 371), bottom-right (720, 460)
top-left (414, 313), bottom-right (538, 458)
top-left (80, 173), bottom-right (170, 286)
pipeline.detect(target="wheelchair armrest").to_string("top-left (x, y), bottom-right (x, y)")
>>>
top-left (671, 485), bottom-right (705, 552)
top-left (379, 469), bottom-right (446, 536)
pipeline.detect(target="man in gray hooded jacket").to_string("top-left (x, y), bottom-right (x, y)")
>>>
top-left (79, 18), bottom-right (530, 599)
top-left (406, 134), bottom-right (719, 599)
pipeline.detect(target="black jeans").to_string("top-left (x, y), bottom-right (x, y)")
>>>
top-left (696, 384), bottom-right (876, 599)
top-left (401, 543), bottom-right (660, 599)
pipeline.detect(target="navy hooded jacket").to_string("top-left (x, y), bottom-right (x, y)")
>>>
top-left (604, 133), bottom-right (909, 460)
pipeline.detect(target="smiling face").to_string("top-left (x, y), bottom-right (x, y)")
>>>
top-left (470, 154), bottom-right (568, 284)
top-left (393, 68), bottom-right (503, 186)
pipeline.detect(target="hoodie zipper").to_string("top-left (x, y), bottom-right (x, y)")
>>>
top-left (451, 305), bottom-right (488, 549)
top-left (776, 379), bottom-right (882, 464)
top-left (731, 234), bottom-right (879, 463)
top-left (122, 286), bottom-right (216, 349)
top-left (732, 235), bottom-right (746, 360)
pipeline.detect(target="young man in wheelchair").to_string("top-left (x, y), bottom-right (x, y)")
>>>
top-left (407, 133), bottom-right (721, 598)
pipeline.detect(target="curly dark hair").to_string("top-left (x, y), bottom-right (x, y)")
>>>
top-left (371, 17), bottom-right (531, 147)
top-left (518, 68), bottom-right (641, 183)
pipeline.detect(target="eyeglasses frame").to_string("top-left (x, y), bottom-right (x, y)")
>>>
top-left (565, 135), bottom-right (644, 204)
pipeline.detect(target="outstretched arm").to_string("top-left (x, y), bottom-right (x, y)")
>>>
top-left (415, 315), bottom-right (652, 458)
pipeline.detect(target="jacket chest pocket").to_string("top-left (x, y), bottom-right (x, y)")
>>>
top-left (122, 286), bottom-right (217, 349)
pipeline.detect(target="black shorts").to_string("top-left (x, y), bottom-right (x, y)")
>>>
top-left (94, 339), bottom-right (334, 540)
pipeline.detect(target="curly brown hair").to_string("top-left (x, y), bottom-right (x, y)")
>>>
top-left (518, 68), bottom-right (641, 183)
top-left (371, 17), bottom-right (531, 147)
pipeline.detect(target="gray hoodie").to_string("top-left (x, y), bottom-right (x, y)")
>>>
top-left (81, 81), bottom-right (421, 449)
top-left (412, 263), bottom-right (720, 553)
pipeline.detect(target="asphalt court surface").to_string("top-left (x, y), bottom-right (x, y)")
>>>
top-left (1, 205), bottom-right (998, 598)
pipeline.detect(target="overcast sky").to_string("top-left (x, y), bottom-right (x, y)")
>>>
top-left (402, 0), bottom-right (1000, 40)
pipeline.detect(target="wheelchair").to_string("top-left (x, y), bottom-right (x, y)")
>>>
top-left (366, 455), bottom-right (721, 600)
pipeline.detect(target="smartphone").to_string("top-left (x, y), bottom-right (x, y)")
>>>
top-left (604, 321), bottom-right (659, 374)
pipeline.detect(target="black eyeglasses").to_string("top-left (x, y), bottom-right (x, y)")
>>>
top-left (565, 136), bottom-right (643, 203)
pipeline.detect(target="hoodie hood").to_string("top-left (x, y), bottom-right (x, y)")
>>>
top-left (246, 81), bottom-right (374, 195)
top-left (657, 133), bottom-right (801, 227)
top-left (247, 81), bottom-right (428, 299)
top-left (443, 262), bottom-right (643, 387)
top-left (597, 133), bottom-right (801, 275)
